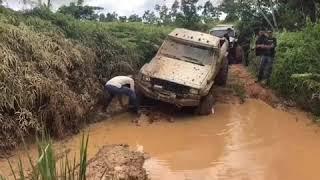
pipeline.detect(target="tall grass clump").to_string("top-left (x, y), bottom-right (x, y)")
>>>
top-left (0, 6), bottom-right (170, 150)
top-left (2, 134), bottom-right (89, 180)
top-left (0, 21), bottom-right (101, 150)
top-left (270, 23), bottom-right (320, 116)
top-left (22, 8), bottom-right (171, 78)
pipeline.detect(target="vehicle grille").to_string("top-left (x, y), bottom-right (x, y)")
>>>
top-left (151, 78), bottom-right (190, 94)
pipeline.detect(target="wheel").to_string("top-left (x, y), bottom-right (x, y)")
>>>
top-left (215, 57), bottom-right (229, 86)
top-left (136, 89), bottom-right (146, 105)
top-left (195, 93), bottom-right (215, 116)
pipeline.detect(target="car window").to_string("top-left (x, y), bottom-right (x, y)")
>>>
top-left (211, 30), bottom-right (235, 38)
top-left (159, 39), bottom-right (214, 66)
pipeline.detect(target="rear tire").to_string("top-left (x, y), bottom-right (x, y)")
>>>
top-left (215, 57), bottom-right (229, 86)
top-left (196, 93), bottom-right (215, 116)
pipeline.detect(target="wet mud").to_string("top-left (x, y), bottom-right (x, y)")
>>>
top-left (1, 65), bottom-right (320, 180)
top-left (87, 144), bottom-right (147, 180)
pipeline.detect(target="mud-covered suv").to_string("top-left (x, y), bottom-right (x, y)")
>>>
top-left (209, 25), bottom-right (243, 64)
top-left (136, 28), bottom-right (229, 115)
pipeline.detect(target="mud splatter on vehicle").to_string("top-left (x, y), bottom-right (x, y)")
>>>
top-left (136, 28), bottom-right (229, 115)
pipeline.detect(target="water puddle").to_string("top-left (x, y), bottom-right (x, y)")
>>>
top-left (1, 99), bottom-right (320, 180)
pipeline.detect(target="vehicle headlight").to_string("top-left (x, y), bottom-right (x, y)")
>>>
top-left (142, 75), bottom-right (151, 82)
top-left (190, 88), bottom-right (199, 94)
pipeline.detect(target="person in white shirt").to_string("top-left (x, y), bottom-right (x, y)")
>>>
top-left (103, 76), bottom-right (139, 114)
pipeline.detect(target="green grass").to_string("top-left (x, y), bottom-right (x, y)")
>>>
top-left (270, 24), bottom-right (320, 116)
top-left (0, 6), bottom-right (171, 149)
top-left (231, 83), bottom-right (246, 103)
top-left (3, 134), bottom-right (89, 180)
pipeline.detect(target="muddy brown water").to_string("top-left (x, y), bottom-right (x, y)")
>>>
top-left (1, 99), bottom-right (320, 180)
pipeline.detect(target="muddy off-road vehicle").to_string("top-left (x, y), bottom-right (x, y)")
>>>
top-left (136, 28), bottom-right (229, 115)
top-left (209, 25), bottom-right (244, 64)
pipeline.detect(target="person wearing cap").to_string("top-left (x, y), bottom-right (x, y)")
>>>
top-left (257, 30), bottom-right (277, 83)
top-left (103, 76), bottom-right (139, 114)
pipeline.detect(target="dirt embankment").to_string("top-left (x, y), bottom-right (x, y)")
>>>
top-left (87, 144), bottom-right (148, 180)
top-left (214, 64), bottom-right (283, 107)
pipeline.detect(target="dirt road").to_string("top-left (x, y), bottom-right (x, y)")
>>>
top-left (1, 65), bottom-right (319, 180)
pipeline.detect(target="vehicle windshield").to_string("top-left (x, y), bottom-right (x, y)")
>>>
top-left (211, 29), bottom-right (235, 38)
top-left (159, 38), bottom-right (214, 66)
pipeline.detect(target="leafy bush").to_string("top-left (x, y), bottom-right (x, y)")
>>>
top-left (270, 24), bottom-right (320, 115)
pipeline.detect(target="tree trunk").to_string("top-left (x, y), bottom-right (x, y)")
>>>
top-left (47, 0), bottom-right (51, 8)
top-left (255, 0), bottom-right (275, 30)
top-left (311, 0), bottom-right (317, 22)
top-left (269, 0), bottom-right (278, 30)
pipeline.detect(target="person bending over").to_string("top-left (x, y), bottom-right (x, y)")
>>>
top-left (103, 76), bottom-right (139, 114)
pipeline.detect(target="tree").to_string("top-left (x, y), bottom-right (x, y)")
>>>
top-left (202, 0), bottom-right (220, 23)
top-left (58, 2), bottom-right (103, 20)
top-left (105, 12), bottom-right (118, 22)
top-left (77, 0), bottom-right (84, 6)
top-left (143, 10), bottom-right (157, 24)
top-left (170, 0), bottom-right (180, 18)
top-left (128, 14), bottom-right (142, 22)
top-left (278, 0), bottom-right (318, 23)
top-left (119, 16), bottom-right (127, 22)
top-left (99, 13), bottom-right (106, 22)
top-left (155, 4), bottom-right (172, 24)
top-left (177, 0), bottom-right (201, 28)
top-left (220, 0), bottom-right (319, 30)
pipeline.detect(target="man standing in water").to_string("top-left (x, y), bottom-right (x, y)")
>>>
top-left (256, 30), bottom-right (277, 83)
top-left (103, 76), bottom-right (140, 115)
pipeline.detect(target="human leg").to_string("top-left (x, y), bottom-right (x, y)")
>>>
top-left (265, 56), bottom-right (274, 80)
top-left (257, 56), bottom-right (268, 81)
top-left (118, 87), bottom-right (139, 113)
top-left (103, 85), bottom-right (116, 110)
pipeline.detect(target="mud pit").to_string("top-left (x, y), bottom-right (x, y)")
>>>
top-left (1, 65), bottom-right (320, 180)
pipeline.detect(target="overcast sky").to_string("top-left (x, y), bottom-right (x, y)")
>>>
top-left (4, 0), bottom-right (221, 16)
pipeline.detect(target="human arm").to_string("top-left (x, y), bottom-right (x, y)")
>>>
top-left (129, 78), bottom-right (135, 92)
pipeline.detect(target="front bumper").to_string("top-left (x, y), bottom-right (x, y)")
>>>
top-left (136, 80), bottom-right (201, 107)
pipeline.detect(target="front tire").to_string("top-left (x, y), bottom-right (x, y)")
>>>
top-left (196, 93), bottom-right (215, 116)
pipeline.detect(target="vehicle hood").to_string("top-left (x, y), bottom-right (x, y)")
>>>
top-left (141, 56), bottom-right (211, 89)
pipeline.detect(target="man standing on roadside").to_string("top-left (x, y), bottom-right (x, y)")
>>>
top-left (257, 30), bottom-right (277, 83)
top-left (255, 30), bottom-right (267, 57)
top-left (103, 76), bottom-right (140, 115)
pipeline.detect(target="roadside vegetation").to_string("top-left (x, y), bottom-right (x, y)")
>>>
top-left (0, 135), bottom-right (89, 180)
top-left (0, 5), bottom-right (170, 150)
top-left (222, 0), bottom-right (320, 117)
top-left (271, 25), bottom-right (320, 117)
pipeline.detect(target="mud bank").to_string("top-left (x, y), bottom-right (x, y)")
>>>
top-left (87, 144), bottom-right (147, 180)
